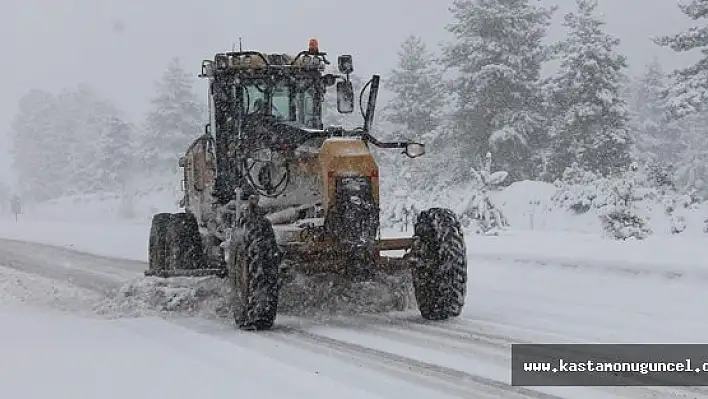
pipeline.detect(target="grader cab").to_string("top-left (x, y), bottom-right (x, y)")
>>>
top-left (146, 39), bottom-right (467, 330)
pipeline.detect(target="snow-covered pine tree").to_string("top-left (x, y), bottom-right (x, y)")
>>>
top-left (441, 0), bottom-right (555, 181)
top-left (673, 110), bottom-right (708, 197)
top-left (462, 152), bottom-right (510, 235)
top-left (654, 0), bottom-right (708, 118)
top-left (10, 89), bottom-right (64, 201)
top-left (11, 85), bottom-right (131, 200)
top-left (50, 88), bottom-right (86, 196)
top-left (545, 0), bottom-right (632, 178)
top-left (634, 58), bottom-right (685, 167)
top-left (597, 163), bottom-right (653, 240)
top-left (143, 57), bottom-right (205, 176)
top-left (375, 35), bottom-right (449, 195)
top-left (653, 0), bottom-right (708, 197)
top-left (100, 116), bottom-right (133, 192)
top-left (383, 35), bottom-right (447, 140)
top-left (53, 85), bottom-right (123, 194)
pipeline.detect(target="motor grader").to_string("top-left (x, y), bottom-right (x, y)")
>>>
top-left (146, 39), bottom-right (467, 330)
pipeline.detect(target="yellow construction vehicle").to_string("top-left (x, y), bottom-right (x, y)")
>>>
top-left (146, 39), bottom-right (467, 330)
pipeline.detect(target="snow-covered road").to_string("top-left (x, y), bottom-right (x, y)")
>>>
top-left (2, 234), bottom-right (707, 399)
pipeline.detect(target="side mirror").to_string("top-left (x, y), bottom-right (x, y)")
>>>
top-left (178, 156), bottom-right (186, 167)
top-left (338, 55), bottom-right (353, 74)
top-left (323, 74), bottom-right (337, 87)
top-left (336, 81), bottom-right (354, 114)
top-left (404, 142), bottom-right (425, 158)
top-left (199, 60), bottom-right (214, 78)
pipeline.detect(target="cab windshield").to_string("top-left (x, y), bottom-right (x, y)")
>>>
top-left (241, 78), bottom-right (320, 128)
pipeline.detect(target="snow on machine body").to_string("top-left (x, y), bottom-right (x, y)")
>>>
top-left (145, 39), bottom-right (467, 330)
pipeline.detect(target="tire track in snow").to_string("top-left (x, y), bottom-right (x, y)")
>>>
top-left (270, 326), bottom-right (563, 399)
top-left (169, 315), bottom-right (564, 399)
top-left (293, 314), bottom-right (708, 399)
top-left (357, 313), bottom-right (521, 346)
top-left (298, 314), bottom-right (513, 359)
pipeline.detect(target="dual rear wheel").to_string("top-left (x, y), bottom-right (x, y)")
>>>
top-left (147, 211), bottom-right (282, 330)
top-left (148, 212), bottom-right (205, 272)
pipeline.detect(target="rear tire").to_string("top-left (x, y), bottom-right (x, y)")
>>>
top-left (411, 207), bottom-right (467, 320)
top-left (236, 215), bottom-right (283, 331)
top-left (165, 212), bottom-right (206, 270)
top-left (148, 213), bottom-right (171, 272)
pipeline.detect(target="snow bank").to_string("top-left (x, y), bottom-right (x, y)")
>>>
top-left (0, 217), bottom-right (147, 260)
top-left (382, 179), bottom-right (708, 238)
top-left (465, 230), bottom-right (708, 280)
top-left (18, 187), bottom-right (180, 224)
top-left (0, 187), bottom-right (179, 261)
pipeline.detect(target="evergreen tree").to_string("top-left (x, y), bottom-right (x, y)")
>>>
top-left (673, 110), bottom-right (708, 196)
top-left (654, 0), bottom-right (708, 118)
top-left (11, 85), bottom-right (131, 200)
top-left (64, 85), bottom-right (123, 193)
top-left (545, 0), bottom-right (632, 178)
top-left (441, 0), bottom-right (555, 181)
top-left (630, 59), bottom-right (685, 165)
top-left (383, 35), bottom-right (447, 140)
top-left (10, 89), bottom-right (63, 201)
top-left (143, 57), bottom-right (205, 175)
top-left (47, 85), bottom-right (123, 194)
top-left (100, 116), bottom-right (133, 191)
top-left (50, 87), bottom-right (86, 195)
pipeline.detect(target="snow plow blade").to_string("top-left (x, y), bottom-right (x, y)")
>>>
top-left (144, 268), bottom-right (227, 278)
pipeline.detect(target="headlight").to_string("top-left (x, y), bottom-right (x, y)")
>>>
top-left (340, 176), bottom-right (369, 191)
top-left (404, 142), bottom-right (425, 158)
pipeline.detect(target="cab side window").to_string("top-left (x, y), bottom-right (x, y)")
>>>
top-left (242, 85), bottom-right (266, 114)
top-left (271, 85), bottom-right (291, 121)
top-left (296, 87), bottom-right (317, 128)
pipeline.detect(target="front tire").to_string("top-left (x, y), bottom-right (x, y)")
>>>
top-left (411, 207), bottom-right (467, 320)
top-left (236, 215), bottom-right (283, 330)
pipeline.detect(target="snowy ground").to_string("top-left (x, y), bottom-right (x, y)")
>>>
top-left (1, 186), bottom-right (708, 398)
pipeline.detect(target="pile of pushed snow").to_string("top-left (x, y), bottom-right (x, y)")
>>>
top-left (95, 276), bottom-right (232, 319)
top-left (97, 270), bottom-right (416, 321)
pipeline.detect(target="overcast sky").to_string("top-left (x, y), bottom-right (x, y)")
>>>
top-left (0, 0), bottom-right (700, 184)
